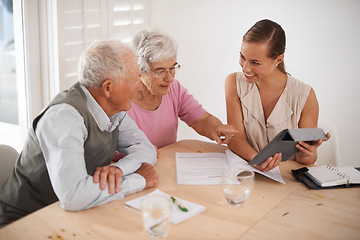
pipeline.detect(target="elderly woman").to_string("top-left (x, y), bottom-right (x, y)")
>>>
top-left (126, 30), bottom-right (237, 151)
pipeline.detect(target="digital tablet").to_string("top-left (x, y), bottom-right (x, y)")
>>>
top-left (248, 128), bottom-right (328, 165)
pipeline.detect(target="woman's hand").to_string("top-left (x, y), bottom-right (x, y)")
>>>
top-left (211, 125), bottom-right (239, 145)
top-left (191, 113), bottom-right (238, 145)
top-left (296, 132), bottom-right (331, 164)
top-left (253, 152), bottom-right (282, 172)
top-left (153, 144), bottom-right (160, 158)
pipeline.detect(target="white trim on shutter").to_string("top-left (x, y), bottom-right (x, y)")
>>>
top-left (42, 0), bottom-right (148, 98)
top-left (110, 0), bottom-right (148, 43)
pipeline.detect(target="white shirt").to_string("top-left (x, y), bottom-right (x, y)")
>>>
top-left (35, 85), bottom-right (157, 211)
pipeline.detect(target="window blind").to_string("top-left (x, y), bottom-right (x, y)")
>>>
top-left (55, 0), bottom-right (148, 91)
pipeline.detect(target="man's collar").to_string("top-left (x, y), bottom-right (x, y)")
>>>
top-left (79, 84), bottom-right (124, 132)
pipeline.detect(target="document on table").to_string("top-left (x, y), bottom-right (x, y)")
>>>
top-left (175, 150), bottom-right (285, 185)
top-left (175, 152), bottom-right (227, 185)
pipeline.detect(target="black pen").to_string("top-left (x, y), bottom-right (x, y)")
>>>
top-left (170, 196), bottom-right (188, 212)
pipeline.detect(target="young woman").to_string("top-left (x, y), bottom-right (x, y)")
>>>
top-left (225, 19), bottom-right (330, 172)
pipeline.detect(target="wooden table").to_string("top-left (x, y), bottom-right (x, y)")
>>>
top-left (0, 140), bottom-right (359, 240)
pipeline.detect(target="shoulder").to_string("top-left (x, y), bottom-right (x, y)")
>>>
top-left (168, 78), bottom-right (192, 100)
top-left (225, 72), bottom-right (243, 89)
top-left (285, 75), bottom-right (317, 112)
top-left (226, 72), bottom-right (255, 98)
top-left (36, 103), bottom-right (84, 132)
top-left (225, 72), bottom-right (238, 81)
top-left (169, 78), bottom-right (185, 93)
top-left (286, 75), bottom-right (312, 95)
top-left (225, 72), bottom-right (245, 82)
top-left (42, 104), bottom-right (84, 123)
top-left (225, 72), bottom-right (238, 95)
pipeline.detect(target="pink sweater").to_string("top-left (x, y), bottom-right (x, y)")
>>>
top-left (127, 79), bottom-right (207, 148)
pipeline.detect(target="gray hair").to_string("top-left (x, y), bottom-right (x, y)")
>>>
top-left (132, 30), bottom-right (178, 73)
top-left (78, 40), bottom-right (135, 88)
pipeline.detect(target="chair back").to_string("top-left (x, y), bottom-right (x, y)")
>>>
top-left (0, 144), bottom-right (19, 186)
top-left (316, 122), bottom-right (341, 166)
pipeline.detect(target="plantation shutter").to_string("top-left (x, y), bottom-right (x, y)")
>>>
top-left (55, 0), bottom-right (148, 91)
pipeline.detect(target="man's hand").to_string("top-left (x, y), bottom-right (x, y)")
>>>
top-left (93, 166), bottom-right (123, 194)
top-left (135, 163), bottom-right (159, 189)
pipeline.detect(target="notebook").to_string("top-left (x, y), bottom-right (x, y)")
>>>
top-left (304, 165), bottom-right (360, 187)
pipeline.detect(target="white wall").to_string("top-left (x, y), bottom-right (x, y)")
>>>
top-left (148, 0), bottom-right (360, 167)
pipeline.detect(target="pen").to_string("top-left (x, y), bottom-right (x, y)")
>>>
top-left (170, 196), bottom-right (188, 212)
top-left (123, 203), bottom-right (140, 213)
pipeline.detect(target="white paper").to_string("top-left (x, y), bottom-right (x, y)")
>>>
top-left (175, 152), bottom-right (228, 185)
top-left (124, 189), bottom-right (206, 225)
top-left (337, 166), bottom-right (360, 184)
top-left (225, 150), bottom-right (285, 184)
top-left (175, 151), bottom-right (285, 185)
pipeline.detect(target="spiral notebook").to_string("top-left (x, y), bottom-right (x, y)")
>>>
top-left (304, 165), bottom-right (360, 187)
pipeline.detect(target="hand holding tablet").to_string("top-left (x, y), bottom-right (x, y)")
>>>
top-left (248, 128), bottom-right (328, 165)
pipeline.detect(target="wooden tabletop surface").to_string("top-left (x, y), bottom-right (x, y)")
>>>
top-left (0, 140), bottom-right (359, 240)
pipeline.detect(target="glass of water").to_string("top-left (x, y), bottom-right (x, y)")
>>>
top-left (222, 168), bottom-right (254, 207)
top-left (141, 195), bottom-right (172, 239)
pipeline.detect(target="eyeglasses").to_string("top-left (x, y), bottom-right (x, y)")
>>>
top-left (148, 63), bottom-right (181, 79)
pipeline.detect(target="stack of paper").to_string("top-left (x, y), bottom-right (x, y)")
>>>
top-left (175, 150), bottom-right (285, 185)
top-left (124, 189), bottom-right (206, 225)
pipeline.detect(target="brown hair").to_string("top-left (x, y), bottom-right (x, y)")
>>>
top-left (243, 19), bottom-right (286, 74)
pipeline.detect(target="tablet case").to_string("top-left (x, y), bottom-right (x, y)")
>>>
top-left (291, 167), bottom-right (360, 189)
top-left (248, 128), bottom-right (328, 165)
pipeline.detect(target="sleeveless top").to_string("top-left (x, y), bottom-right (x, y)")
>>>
top-left (0, 83), bottom-right (118, 220)
top-left (236, 72), bottom-right (311, 153)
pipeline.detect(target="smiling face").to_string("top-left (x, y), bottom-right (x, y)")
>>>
top-left (140, 58), bottom-right (178, 96)
top-left (239, 41), bottom-right (283, 83)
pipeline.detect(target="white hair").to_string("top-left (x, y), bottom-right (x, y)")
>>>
top-left (78, 40), bottom-right (135, 88)
top-left (132, 30), bottom-right (178, 73)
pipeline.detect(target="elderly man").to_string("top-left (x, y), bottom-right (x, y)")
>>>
top-left (0, 40), bottom-right (158, 227)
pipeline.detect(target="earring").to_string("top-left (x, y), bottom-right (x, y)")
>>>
top-left (276, 64), bottom-right (278, 67)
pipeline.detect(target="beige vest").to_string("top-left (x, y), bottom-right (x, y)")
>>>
top-left (236, 72), bottom-right (311, 153)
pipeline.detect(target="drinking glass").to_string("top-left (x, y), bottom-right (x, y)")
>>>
top-left (222, 168), bottom-right (254, 207)
top-left (141, 194), bottom-right (172, 239)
